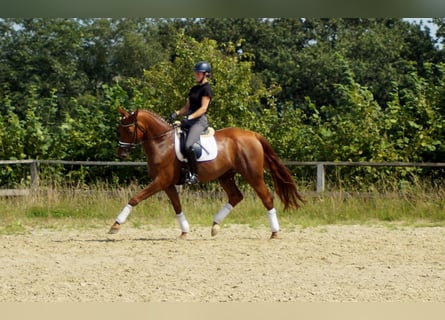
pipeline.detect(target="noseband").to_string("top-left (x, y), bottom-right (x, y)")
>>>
top-left (118, 119), bottom-right (145, 150)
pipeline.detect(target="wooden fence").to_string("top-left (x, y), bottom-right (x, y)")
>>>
top-left (1, 159), bottom-right (444, 196)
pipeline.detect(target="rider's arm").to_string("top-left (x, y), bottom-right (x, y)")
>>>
top-left (188, 96), bottom-right (210, 120)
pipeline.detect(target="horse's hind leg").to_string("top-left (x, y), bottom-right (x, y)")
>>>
top-left (211, 171), bottom-right (244, 236)
top-left (243, 173), bottom-right (280, 239)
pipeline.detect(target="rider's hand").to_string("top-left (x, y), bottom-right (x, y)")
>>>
top-left (180, 117), bottom-right (191, 128)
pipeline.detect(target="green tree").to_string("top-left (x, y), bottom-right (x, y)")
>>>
top-left (1, 18), bottom-right (444, 187)
top-left (0, 19), bottom-right (88, 116)
top-left (122, 33), bottom-right (278, 132)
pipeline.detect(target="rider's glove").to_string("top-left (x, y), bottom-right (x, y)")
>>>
top-left (180, 117), bottom-right (191, 128)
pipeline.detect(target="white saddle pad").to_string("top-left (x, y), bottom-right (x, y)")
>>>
top-left (174, 127), bottom-right (218, 162)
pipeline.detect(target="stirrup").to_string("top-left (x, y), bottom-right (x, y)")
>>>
top-left (185, 172), bottom-right (199, 185)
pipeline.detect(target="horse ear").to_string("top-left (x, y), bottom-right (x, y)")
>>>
top-left (118, 106), bottom-right (130, 118)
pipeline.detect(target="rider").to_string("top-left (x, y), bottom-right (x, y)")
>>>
top-left (170, 61), bottom-right (212, 185)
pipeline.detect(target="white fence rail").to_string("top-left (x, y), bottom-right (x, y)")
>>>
top-left (1, 159), bottom-right (444, 195)
top-left (285, 161), bottom-right (445, 192)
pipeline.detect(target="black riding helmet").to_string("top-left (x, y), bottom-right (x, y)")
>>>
top-left (193, 61), bottom-right (211, 76)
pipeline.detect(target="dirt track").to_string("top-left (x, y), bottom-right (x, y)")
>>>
top-left (1, 224), bottom-right (444, 302)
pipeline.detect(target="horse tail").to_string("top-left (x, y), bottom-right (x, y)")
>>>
top-left (257, 134), bottom-right (305, 210)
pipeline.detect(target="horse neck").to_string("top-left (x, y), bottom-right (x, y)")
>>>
top-left (137, 111), bottom-right (173, 164)
top-left (138, 110), bottom-right (171, 139)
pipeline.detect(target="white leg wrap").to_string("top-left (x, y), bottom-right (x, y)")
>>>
top-left (268, 208), bottom-right (280, 233)
top-left (176, 212), bottom-right (190, 233)
top-left (115, 204), bottom-right (133, 224)
top-left (213, 203), bottom-right (234, 224)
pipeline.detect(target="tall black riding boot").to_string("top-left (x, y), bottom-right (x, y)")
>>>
top-left (185, 147), bottom-right (199, 185)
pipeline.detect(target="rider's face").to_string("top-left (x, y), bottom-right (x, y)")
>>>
top-left (194, 71), bottom-right (205, 83)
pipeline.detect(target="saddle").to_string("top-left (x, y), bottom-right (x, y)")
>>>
top-left (174, 125), bottom-right (218, 162)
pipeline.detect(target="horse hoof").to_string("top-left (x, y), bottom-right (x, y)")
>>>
top-left (179, 232), bottom-right (188, 240)
top-left (211, 224), bottom-right (220, 237)
top-left (270, 232), bottom-right (279, 239)
top-left (108, 222), bottom-right (120, 234)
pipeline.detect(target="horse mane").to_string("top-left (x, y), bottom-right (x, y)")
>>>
top-left (138, 109), bottom-right (172, 128)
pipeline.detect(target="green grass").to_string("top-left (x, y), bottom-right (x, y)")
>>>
top-left (0, 183), bottom-right (444, 235)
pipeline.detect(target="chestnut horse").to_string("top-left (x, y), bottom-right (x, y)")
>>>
top-left (108, 107), bottom-right (304, 239)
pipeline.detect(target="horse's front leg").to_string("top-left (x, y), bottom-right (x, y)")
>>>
top-left (108, 179), bottom-right (165, 234)
top-left (164, 185), bottom-right (189, 239)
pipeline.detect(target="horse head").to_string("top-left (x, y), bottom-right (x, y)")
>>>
top-left (117, 107), bottom-right (145, 159)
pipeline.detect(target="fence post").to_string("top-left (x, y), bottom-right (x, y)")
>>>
top-left (30, 160), bottom-right (39, 191)
top-left (316, 163), bottom-right (325, 193)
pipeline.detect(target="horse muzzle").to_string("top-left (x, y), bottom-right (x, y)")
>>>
top-left (117, 141), bottom-right (135, 158)
top-left (118, 148), bottom-right (131, 159)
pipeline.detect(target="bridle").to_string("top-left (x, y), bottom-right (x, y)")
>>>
top-left (118, 115), bottom-right (175, 150)
top-left (118, 118), bottom-right (146, 150)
